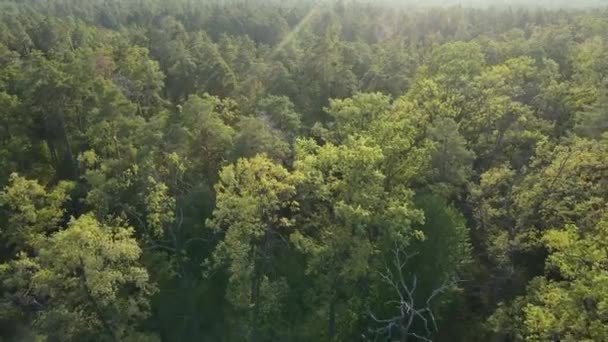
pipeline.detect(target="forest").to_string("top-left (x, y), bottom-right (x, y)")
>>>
top-left (0, 0), bottom-right (607, 341)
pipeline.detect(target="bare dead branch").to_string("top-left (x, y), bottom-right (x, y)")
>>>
top-left (368, 246), bottom-right (460, 342)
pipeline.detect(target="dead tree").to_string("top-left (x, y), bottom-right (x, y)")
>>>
top-left (368, 246), bottom-right (458, 342)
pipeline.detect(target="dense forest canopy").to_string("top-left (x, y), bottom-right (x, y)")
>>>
top-left (0, 0), bottom-right (608, 341)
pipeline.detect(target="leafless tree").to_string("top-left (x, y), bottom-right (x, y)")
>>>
top-left (367, 246), bottom-right (459, 342)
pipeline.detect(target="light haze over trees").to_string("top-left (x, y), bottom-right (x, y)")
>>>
top-left (0, 0), bottom-right (607, 340)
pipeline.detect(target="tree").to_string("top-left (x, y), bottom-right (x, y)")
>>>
top-left (367, 194), bottom-right (472, 342)
top-left (255, 95), bottom-right (302, 140)
top-left (232, 117), bottom-right (292, 163)
top-left (405, 41), bottom-right (484, 122)
top-left (292, 136), bottom-right (424, 341)
top-left (0, 173), bottom-right (74, 252)
top-left (0, 90), bottom-right (27, 183)
top-left (463, 57), bottom-right (550, 170)
top-left (1, 2), bottom-right (608, 341)
top-left (113, 44), bottom-right (165, 116)
top-left (368, 246), bottom-right (459, 342)
top-left (360, 39), bottom-right (417, 97)
top-left (163, 31), bottom-right (235, 102)
top-left (490, 213), bottom-right (608, 341)
top-left (0, 174), bottom-right (74, 339)
top-left (18, 52), bottom-right (78, 179)
top-left (0, 42), bottom-right (25, 185)
top-left (207, 154), bottom-right (302, 341)
top-left (12, 214), bottom-right (154, 341)
top-left (171, 94), bottom-right (235, 181)
top-left (325, 93), bottom-right (432, 188)
top-left (426, 117), bottom-right (475, 196)
top-left (471, 135), bottom-right (608, 321)
top-left (297, 20), bottom-right (359, 123)
top-left (574, 81), bottom-right (608, 139)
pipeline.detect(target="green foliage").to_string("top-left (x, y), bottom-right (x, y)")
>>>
top-left (0, 1), bottom-right (606, 340)
top-left (490, 214), bottom-right (608, 341)
top-left (0, 213), bottom-right (156, 341)
top-left (427, 117), bottom-right (475, 195)
top-left (575, 82), bottom-right (608, 139)
top-left (0, 173), bottom-right (73, 250)
top-left (145, 177), bottom-right (175, 239)
top-left (174, 94), bottom-right (236, 179)
top-left (292, 136), bottom-right (424, 340)
top-left (31, 214), bottom-right (155, 341)
top-left (232, 116), bottom-right (292, 162)
top-left (207, 154), bottom-right (301, 340)
top-left (255, 95), bottom-right (301, 139)
top-left (411, 194), bottom-right (472, 282)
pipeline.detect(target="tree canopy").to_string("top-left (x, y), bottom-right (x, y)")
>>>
top-left (0, 0), bottom-right (607, 341)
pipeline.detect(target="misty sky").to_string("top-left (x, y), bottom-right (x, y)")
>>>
top-left (366, 0), bottom-right (608, 9)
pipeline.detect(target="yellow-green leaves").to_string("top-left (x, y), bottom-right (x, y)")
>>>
top-left (145, 177), bottom-right (175, 239)
top-left (291, 134), bottom-right (424, 339)
top-left (0, 173), bottom-right (73, 250)
top-left (492, 215), bottom-right (608, 341)
top-left (31, 214), bottom-right (154, 341)
top-left (325, 93), bottom-right (433, 187)
top-left (0, 213), bottom-right (155, 341)
top-left (325, 92), bottom-right (393, 141)
top-left (207, 154), bottom-right (300, 309)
